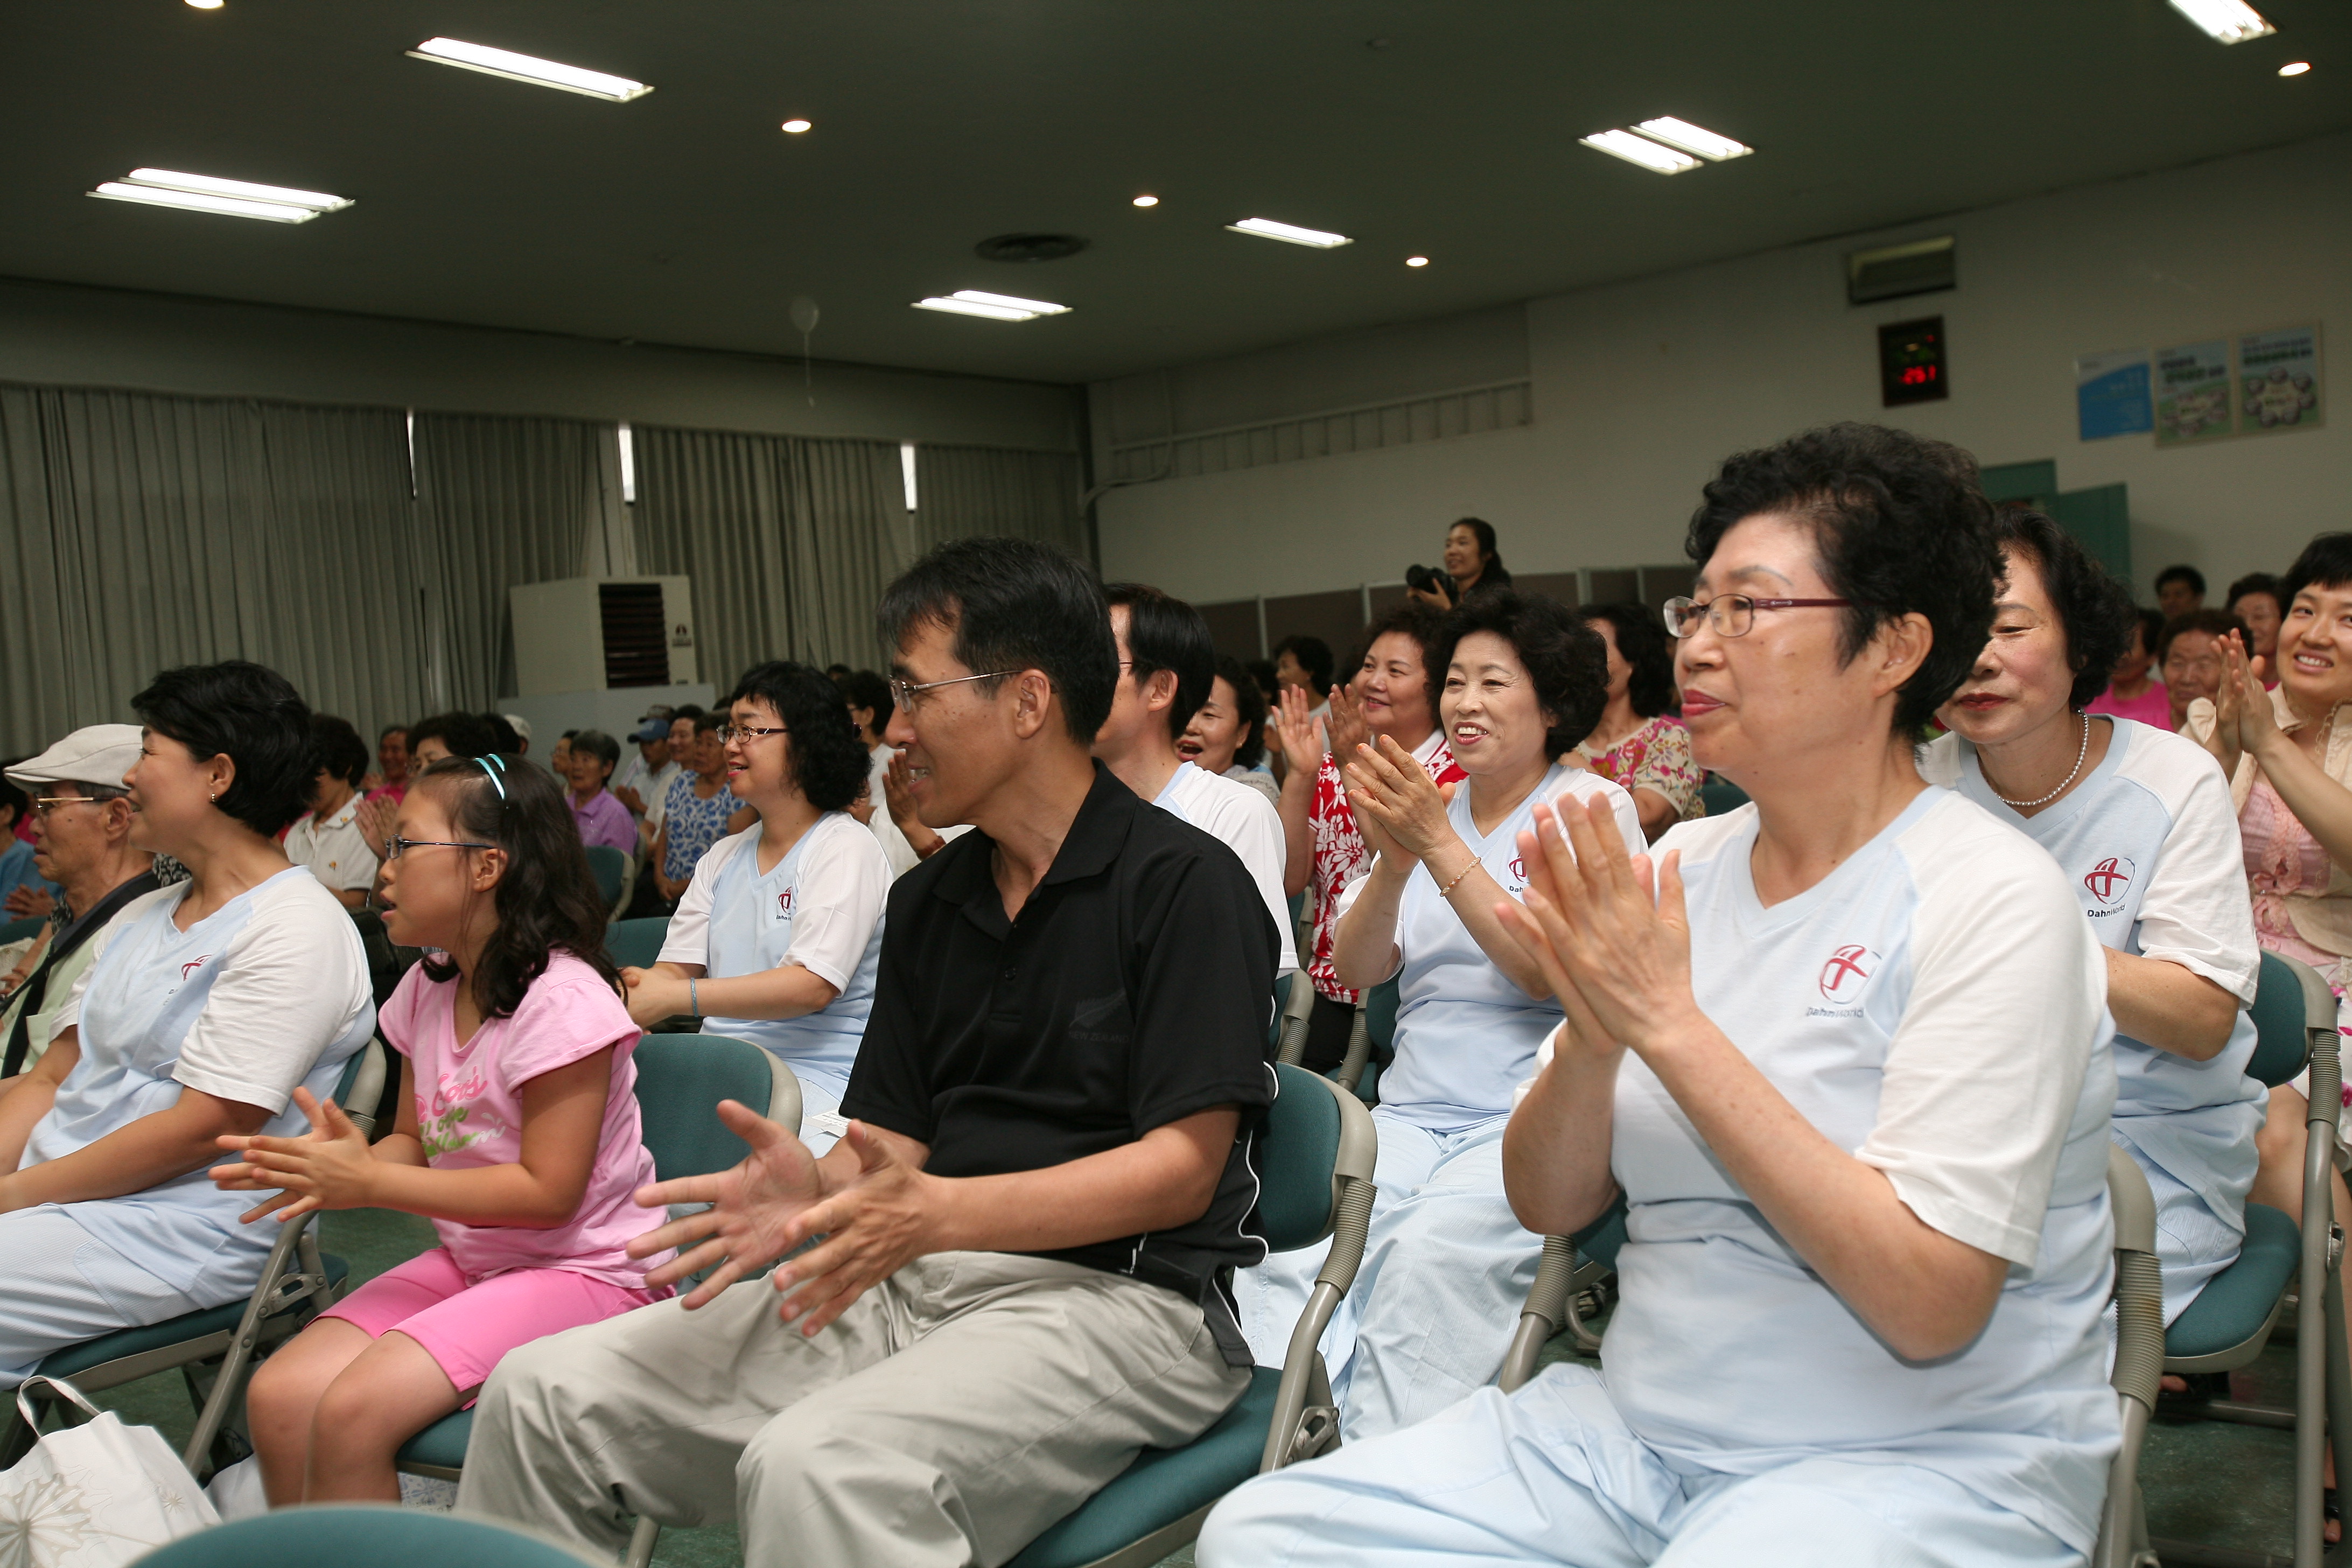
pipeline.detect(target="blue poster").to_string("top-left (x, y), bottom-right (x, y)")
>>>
top-left (2076, 349), bottom-right (2153, 441)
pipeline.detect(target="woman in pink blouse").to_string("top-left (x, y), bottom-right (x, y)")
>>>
top-left (1570, 603), bottom-right (1703, 842)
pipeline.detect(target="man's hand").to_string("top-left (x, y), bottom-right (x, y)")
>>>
top-left (212, 1089), bottom-right (375, 1223)
top-left (764, 1121), bottom-right (939, 1336)
top-left (628, 1100), bottom-right (829, 1307)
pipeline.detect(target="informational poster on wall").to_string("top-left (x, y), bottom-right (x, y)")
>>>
top-left (2154, 339), bottom-right (2236, 445)
top-left (2237, 325), bottom-right (2322, 435)
top-left (2075, 349), bottom-right (2153, 441)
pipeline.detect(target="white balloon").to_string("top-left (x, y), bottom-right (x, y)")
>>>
top-left (788, 297), bottom-right (821, 334)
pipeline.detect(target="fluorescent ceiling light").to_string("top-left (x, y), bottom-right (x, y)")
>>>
top-left (912, 290), bottom-right (1071, 322)
top-left (1633, 117), bottom-right (1752, 161)
top-left (2166, 0), bottom-right (2275, 43)
top-left (1579, 129), bottom-right (1700, 174)
top-left (89, 169), bottom-right (353, 222)
top-left (1227, 217), bottom-right (1352, 248)
top-left (408, 37), bottom-right (653, 101)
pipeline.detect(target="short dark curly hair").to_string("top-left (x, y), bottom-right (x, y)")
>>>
top-left (1579, 603), bottom-right (1679, 719)
top-left (408, 711), bottom-right (499, 761)
top-left (2281, 535), bottom-right (2352, 606)
top-left (2157, 609), bottom-right (2251, 668)
top-left (309, 714), bottom-right (373, 790)
top-left (1211, 655), bottom-right (1268, 771)
top-left (727, 660), bottom-right (869, 812)
top-left (1686, 422), bottom-right (2000, 742)
top-left (1355, 601), bottom-right (1450, 712)
top-left (1989, 510), bottom-right (2134, 712)
top-left (132, 660), bottom-right (314, 837)
top-left (1431, 589), bottom-right (1609, 760)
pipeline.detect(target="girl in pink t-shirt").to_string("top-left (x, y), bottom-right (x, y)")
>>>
top-left (214, 754), bottom-right (668, 1506)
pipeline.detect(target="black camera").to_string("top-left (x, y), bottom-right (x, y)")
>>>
top-left (1405, 564), bottom-right (1453, 600)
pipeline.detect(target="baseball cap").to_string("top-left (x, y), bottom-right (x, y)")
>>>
top-left (636, 704), bottom-right (676, 724)
top-left (6, 724), bottom-right (145, 792)
top-left (500, 713), bottom-right (534, 746)
top-left (632, 718), bottom-right (672, 743)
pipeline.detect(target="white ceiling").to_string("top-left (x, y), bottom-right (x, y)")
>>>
top-left (7, 0), bottom-right (2346, 386)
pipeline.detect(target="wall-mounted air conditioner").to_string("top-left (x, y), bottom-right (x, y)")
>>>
top-left (509, 577), bottom-right (698, 697)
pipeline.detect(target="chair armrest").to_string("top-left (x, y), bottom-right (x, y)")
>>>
top-left (1497, 1236), bottom-right (1577, 1394)
top-left (1331, 1005), bottom-right (1372, 1092)
top-left (1260, 1075), bottom-right (1380, 1474)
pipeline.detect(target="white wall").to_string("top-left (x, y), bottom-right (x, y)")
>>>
top-left (1097, 131), bottom-right (2350, 605)
top-left (0, 277), bottom-right (1081, 452)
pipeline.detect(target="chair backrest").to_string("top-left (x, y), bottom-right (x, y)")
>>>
top-left (1699, 776), bottom-right (1750, 816)
top-left (607, 915), bottom-right (671, 971)
top-left (631, 1034), bottom-right (797, 1180)
top-left (2248, 951), bottom-right (2320, 1089)
top-left (334, 1037), bottom-right (388, 1140)
top-left (0, 914), bottom-right (46, 946)
top-left (583, 845), bottom-right (627, 908)
top-left (1253, 1061), bottom-right (1378, 1252)
top-left (1363, 977), bottom-right (1399, 1067)
top-left (1269, 974), bottom-right (1292, 1049)
top-left (131, 1503), bottom-right (605, 1567)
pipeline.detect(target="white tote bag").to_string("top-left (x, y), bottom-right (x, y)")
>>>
top-left (1, 1376), bottom-right (219, 1568)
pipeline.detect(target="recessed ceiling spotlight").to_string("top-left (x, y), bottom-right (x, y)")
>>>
top-left (780, 118), bottom-right (812, 133)
top-left (185, 0), bottom-right (225, 9)
top-left (1227, 217), bottom-right (1352, 248)
top-left (912, 290), bottom-right (1072, 321)
top-left (2166, 0), bottom-right (2275, 43)
top-left (408, 37), bottom-right (653, 101)
top-left (2279, 59), bottom-right (2311, 74)
top-left (1633, 117), bottom-right (1752, 161)
top-left (88, 168), bottom-right (353, 223)
top-left (1132, 195), bottom-right (1159, 207)
top-left (1405, 256), bottom-right (1429, 268)
top-left (1579, 129), bottom-right (1701, 175)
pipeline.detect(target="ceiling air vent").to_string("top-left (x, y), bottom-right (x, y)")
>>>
top-left (975, 233), bottom-right (1089, 263)
top-left (1847, 235), bottom-right (1955, 305)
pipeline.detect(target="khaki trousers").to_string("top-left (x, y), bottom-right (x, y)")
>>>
top-left (454, 1251), bottom-right (1250, 1567)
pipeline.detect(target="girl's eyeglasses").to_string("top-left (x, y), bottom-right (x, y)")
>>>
top-left (383, 835), bottom-right (495, 862)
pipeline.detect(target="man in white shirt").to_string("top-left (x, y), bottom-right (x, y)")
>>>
top-left (616, 714), bottom-right (684, 852)
top-left (1097, 584), bottom-right (1297, 976)
top-left (283, 715), bottom-right (379, 912)
top-left (612, 704), bottom-right (676, 811)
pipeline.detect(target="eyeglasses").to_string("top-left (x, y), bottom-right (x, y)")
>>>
top-left (888, 670), bottom-right (1019, 712)
top-left (383, 835), bottom-right (495, 862)
top-left (1662, 594), bottom-right (1852, 640)
top-left (715, 723), bottom-right (789, 745)
top-left (31, 795), bottom-right (108, 816)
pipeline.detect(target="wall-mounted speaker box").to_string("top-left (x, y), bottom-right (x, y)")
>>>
top-left (509, 577), bottom-right (698, 697)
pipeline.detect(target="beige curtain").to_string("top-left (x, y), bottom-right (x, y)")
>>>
top-left (912, 444), bottom-right (1087, 560)
top-left (631, 426), bottom-right (911, 685)
top-left (0, 384), bottom-right (430, 754)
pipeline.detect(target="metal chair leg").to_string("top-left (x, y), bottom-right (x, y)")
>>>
top-left (624, 1512), bottom-right (661, 1568)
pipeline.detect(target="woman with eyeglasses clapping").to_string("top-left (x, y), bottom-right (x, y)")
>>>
top-left (617, 663), bottom-right (887, 1156)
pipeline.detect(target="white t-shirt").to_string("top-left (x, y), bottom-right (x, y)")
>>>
top-left (1338, 761), bottom-right (1643, 1127)
top-left (283, 795), bottom-right (379, 894)
top-left (636, 759), bottom-right (684, 828)
top-left (1154, 760), bottom-right (1298, 975)
top-left (1580, 786), bottom-right (2119, 1552)
top-left (39, 868), bottom-right (375, 1292)
top-left (660, 814), bottom-right (890, 1081)
top-left (1920, 719), bottom-right (2264, 1232)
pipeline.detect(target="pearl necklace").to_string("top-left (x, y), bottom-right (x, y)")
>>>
top-left (1991, 711), bottom-right (2091, 810)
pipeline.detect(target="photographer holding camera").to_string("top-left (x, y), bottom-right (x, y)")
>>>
top-left (1404, 517), bottom-right (1511, 610)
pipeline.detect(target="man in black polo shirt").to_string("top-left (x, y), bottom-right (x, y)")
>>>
top-left (459, 537), bottom-right (1280, 1567)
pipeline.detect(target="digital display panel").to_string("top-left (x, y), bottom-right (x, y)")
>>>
top-left (1879, 316), bottom-right (1948, 407)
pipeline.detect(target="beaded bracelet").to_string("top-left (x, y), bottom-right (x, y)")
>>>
top-left (1438, 859), bottom-right (1479, 898)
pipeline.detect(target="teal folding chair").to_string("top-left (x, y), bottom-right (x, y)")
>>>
top-left (2144, 950), bottom-right (2349, 1568)
top-left (1329, 975), bottom-right (1398, 1104)
top-left (605, 914), bottom-right (671, 971)
top-left (1697, 776), bottom-right (1749, 817)
top-left (0, 914), bottom-right (47, 946)
top-left (9, 1039), bottom-right (387, 1480)
top-left (128, 1502), bottom-right (606, 1567)
top-left (395, 1034), bottom-right (802, 1567)
top-left (1004, 1063), bottom-right (1379, 1568)
top-left (583, 844), bottom-right (629, 914)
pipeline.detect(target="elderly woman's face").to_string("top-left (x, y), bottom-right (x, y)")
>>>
top-left (1588, 618), bottom-right (1632, 704)
top-left (1938, 546), bottom-right (2076, 747)
top-left (1178, 676), bottom-right (1250, 775)
top-left (1357, 632), bottom-right (1434, 743)
top-left (1440, 630), bottom-right (1553, 778)
top-left (2161, 630), bottom-right (2227, 716)
top-left (1675, 512), bottom-right (1905, 779)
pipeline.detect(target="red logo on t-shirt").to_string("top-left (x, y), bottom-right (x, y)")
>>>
top-left (1818, 944), bottom-right (1879, 1003)
top-left (1508, 856), bottom-right (1527, 883)
top-left (776, 886), bottom-right (795, 918)
top-left (180, 957), bottom-right (209, 979)
top-left (2083, 856), bottom-right (2135, 908)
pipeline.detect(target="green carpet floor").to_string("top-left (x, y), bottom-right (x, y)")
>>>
top-left (75, 1207), bottom-right (2312, 1567)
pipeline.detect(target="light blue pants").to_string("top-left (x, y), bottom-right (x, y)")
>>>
top-left (0, 1205), bottom-right (234, 1388)
top-left (1231, 1108), bottom-right (1541, 1439)
top-left (2120, 1139), bottom-right (2242, 1327)
top-left (788, 1066), bottom-right (849, 1158)
top-left (1198, 1364), bottom-right (2079, 1568)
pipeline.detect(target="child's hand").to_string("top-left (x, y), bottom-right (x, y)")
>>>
top-left (212, 1087), bottom-right (376, 1223)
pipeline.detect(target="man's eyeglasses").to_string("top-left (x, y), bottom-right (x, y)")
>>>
top-left (383, 835), bottom-right (495, 862)
top-left (31, 795), bottom-right (111, 817)
top-left (887, 670), bottom-right (1020, 712)
top-left (1662, 594), bottom-right (1852, 640)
